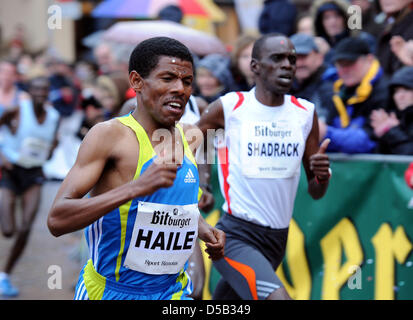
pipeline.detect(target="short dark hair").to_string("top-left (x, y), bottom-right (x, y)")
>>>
top-left (252, 32), bottom-right (285, 60)
top-left (128, 37), bottom-right (194, 78)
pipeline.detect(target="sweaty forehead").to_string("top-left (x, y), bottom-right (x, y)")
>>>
top-left (155, 56), bottom-right (194, 75)
top-left (262, 36), bottom-right (295, 55)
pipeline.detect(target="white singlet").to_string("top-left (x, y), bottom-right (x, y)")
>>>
top-left (216, 88), bottom-right (314, 229)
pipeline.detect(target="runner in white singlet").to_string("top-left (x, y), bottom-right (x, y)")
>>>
top-left (197, 33), bottom-right (331, 300)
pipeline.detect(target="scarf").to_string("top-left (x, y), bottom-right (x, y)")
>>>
top-left (332, 58), bottom-right (382, 128)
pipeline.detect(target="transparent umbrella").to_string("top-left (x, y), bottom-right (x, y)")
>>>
top-left (102, 20), bottom-right (227, 57)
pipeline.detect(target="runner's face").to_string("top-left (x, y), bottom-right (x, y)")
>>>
top-left (29, 79), bottom-right (50, 106)
top-left (253, 37), bottom-right (297, 94)
top-left (139, 56), bottom-right (193, 127)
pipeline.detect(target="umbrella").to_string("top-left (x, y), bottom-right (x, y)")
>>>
top-left (102, 20), bottom-right (227, 56)
top-left (81, 30), bottom-right (105, 48)
top-left (92, 0), bottom-right (209, 19)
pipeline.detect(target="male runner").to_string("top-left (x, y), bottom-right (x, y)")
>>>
top-left (118, 93), bottom-right (211, 300)
top-left (0, 76), bottom-right (60, 297)
top-left (47, 37), bottom-right (225, 300)
top-left (197, 33), bottom-right (331, 300)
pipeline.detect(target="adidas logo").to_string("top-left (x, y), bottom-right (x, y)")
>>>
top-left (184, 169), bottom-right (196, 183)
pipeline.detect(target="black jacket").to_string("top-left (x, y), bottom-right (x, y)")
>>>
top-left (258, 0), bottom-right (297, 36)
top-left (377, 105), bottom-right (413, 155)
top-left (290, 64), bottom-right (334, 121)
top-left (377, 7), bottom-right (413, 76)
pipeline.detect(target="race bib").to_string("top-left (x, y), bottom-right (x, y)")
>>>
top-left (124, 202), bottom-right (199, 275)
top-left (17, 137), bottom-right (51, 168)
top-left (240, 120), bottom-right (304, 178)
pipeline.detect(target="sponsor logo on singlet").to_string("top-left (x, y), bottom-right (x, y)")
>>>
top-left (184, 168), bottom-right (196, 183)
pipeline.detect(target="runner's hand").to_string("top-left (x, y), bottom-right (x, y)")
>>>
top-left (309, 138), bottom-right (330, 181)
top-left (198, 217), bottom-right (225, 260)
top-left (133, 159), bottom-right (178, 196)
top-left (198, 189), bottom-right (215, 213)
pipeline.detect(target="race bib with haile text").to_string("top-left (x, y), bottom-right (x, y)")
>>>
top-left (124, 202), bottom-right (199, 275)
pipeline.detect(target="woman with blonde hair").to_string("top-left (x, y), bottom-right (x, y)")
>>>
top-left (230, 33), bottom-right (260, 91)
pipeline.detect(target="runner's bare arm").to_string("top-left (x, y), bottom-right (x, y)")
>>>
top-left (181, 123), bottom-right (225, 258)
top-left (198, 215), bottom-right (225, 260)
top-left (47, 121), bottom-right (178, 237)
top-left (0, 106), bottom-right (18, 126)
top-left (196, 99), bottom-right (225, 136)
top-left (302, 111), bottom-right (330, 200)
top-left (181, 123), bottom-right (215, 212)
top-left (48, 118), bottom-right (61, 160)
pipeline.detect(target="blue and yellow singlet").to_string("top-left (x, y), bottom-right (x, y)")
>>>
top-left (74, 113), bottom-right (201, 300)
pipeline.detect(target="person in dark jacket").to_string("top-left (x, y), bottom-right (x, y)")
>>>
top-left (289, 33), bottom-right (334, 122)
top-left (195, 54), bottom-right (236, 103)
top-left (376, 0), bottom-right (413, 76)
top-left (370, 66), bottom-right (413, 155)
top-left (319, 37), bottom-right (389, 154)
top-left (258, 0), bottom-right (297, 36)
top-left (405, 161), bottom-right (413, 188)
top-left (311, 0), bottom-right (377, 64)
top-left (230, 33), bottom-right (260, 92)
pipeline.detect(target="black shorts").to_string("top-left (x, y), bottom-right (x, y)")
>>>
top-left (212, 213), bottom-right (289, 300)
top-left (0, 164), bottom-right (45, 195)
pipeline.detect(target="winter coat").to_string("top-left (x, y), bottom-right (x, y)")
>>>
top-left (376, 6), bottom-right (413, 76)
top-left (324, 59), bottom-right (390, 153)
top-left (377, 105), bottom-right (413, 155)
top-left (258, 0), bottom-right (297, 36)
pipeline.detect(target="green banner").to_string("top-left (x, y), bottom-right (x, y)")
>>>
top-left (201, 154), bottom-right (413, 300)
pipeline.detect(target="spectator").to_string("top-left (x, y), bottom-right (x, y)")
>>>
top-left (370, 66), bottom-right (413, 154)
top-left (76, 93), bottom-right (105, 141)
top-left (290, 33), bottom-right (334, 121)
top-left (6, 24), bottom-right (27, 61)
top-left (230, 33), bottom-right (260, 91)
top-left (93, 42), bottom-right (115, 75)
top-left (0, 60), bottom-right (30, 116)
top-left (158, 4), bottom-right (183, 23)
top-left (195, 54), bottom-right (235, 103)
top-left (314, 36), bottom-right (331, 58)
top-left (376, 0), bottom-right (413, 76)
top-left (95, 73), bottom-right (129, 119)
top-left (74, 60), bottom-right (98, 90)
top-left (311, 0), bottom-right (377, 63)
top-left (295, 14), bottom-right (332, 57)
top-left (15, 54), bottom-right (34, 91)
top-left (258, 0), bottom-right (297, 36)
top-left (296, 13), bottom-right (314, 35)
top-left (404, 162), bottom-right (413, 188)
top-left (319, 37), bottom-right (389, 154)
top-left (47, 59), bottom-right (80, 117)
top-left (390, 36), bottom-right (413, 66)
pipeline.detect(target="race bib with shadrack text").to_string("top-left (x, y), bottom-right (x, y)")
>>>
top-left (240, 119), bottom-right (304, 179)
